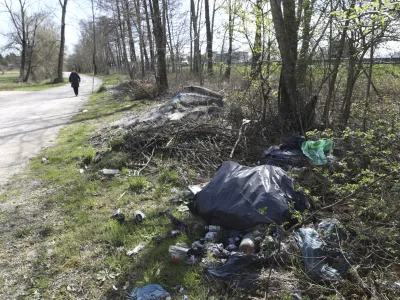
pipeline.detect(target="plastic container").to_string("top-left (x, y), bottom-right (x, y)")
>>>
top-left (169, 245), bottom-right (189, 261)
top-left (205, 232), bottom-right (218, 241)
top-left (239, 232), bottom-right (257, 254)
top-left (134, 210), bottom-right (146, 223)
top-left (205, 225), bottom-right (221, 232)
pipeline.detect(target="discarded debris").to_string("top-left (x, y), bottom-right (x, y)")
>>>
top-left (127, 242), bottom-right (145, 256)
top-left (113, 86), bottom-right (223, 130)
top-left (111, 208), bottom-right (125, 223)
top-left (194, 161), bottom-right (310, 230)
top-left (102, 169), bottom-right (119, 175)
top-left (82, 109), bottom-right (88, 113)
top-left (169, 243), bottom-right (190, 262)
top-left (41, 157), bottom-right (47, 164)
top-left (129, 284), bottom-right (171, 300)
top-left (134, 210), bottom-right (146, 223)
top-left (294, 219), bottom-right (351, 281)
top-left (301, 139), bottom-right (334, 166)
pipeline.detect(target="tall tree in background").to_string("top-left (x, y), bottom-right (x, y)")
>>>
top-left (150, 0), bottom-right (168, 93)
top-left (190, 0), bottom-right (200, 73)
top-left (204, 0), bottom-right (213, 74)
top-left (56, 0), bottom-right (68, 83)
top-left (3, 0), bottom-right (28, 81)
top-left (224, 0), bottom-right (234, 79)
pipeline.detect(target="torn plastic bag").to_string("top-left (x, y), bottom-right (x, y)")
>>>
top-left (129, 284), bottom-right (171, 300)
top-left (294, 219), bottom-right (351, 281)
top-left (259, 136), bottom-right (306, 169)
top-left (194, 161), bottom-right (310, 230)
top-left (207, 254), bottom-right (263, 288)
top-left (301, 139), bottom-right (333, 166)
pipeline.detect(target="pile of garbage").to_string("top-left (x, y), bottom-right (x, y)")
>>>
top-left (126, 136), bottom-right (351, 297)
top-left (113, 86), bottom-right (224, 130)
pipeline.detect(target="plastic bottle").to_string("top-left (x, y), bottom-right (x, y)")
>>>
top-left (239, 232), bottom-right (258, 254)
top-left (205, 225), bottom-right (221, 232)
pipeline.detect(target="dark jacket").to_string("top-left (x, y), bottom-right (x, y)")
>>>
top-left (69, 72), bottom-right (81, 87)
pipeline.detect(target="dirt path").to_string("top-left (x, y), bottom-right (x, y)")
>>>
top-left (0, 74), bottom-right (102, 189)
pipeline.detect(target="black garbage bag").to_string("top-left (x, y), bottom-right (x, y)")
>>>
top-left (194, 161), bottom-right (310, 230)
top-left (259, 136), bottom-right (307, 169)
top-left (294, 219), bottom-right (351, 281)
top-left (207, 254), bottom-right (263, 288)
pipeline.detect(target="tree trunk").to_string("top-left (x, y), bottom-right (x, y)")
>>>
top-left (190, 0), bottom-right (199, 73)
top-left (144, 0), bottom-right (155, 71)
top-left (363, 8), bottom-right (375, 132)
top-left (150, 0), bottom-right (168, 93)
top-left (296, 0), bottom-right (314, 94)
top-left (56, 0), bottom-right (68, 83)
top-left (20, 3), bottom-right (27, 81)
top-left (91, 0), bottom-right (98, 75)
top-left (270, 0), bottom-right (300, 123)
top-left (205, 0), bottom-right (213, 74)
top-left (323, 0), bottom-right (355, 128)
top-left (341, 43), bottom-right (357, 127)
top-left (123, 0), bottom-right (137, 66)
top-left (224, 0), bottom-right (233, 79)
top-left (135, 0), bottom-right (145, 77)
top-left (251, 0), bottom-right (262, 79)
top-left (165, 0), bottom-right (175, 73)
top-left (116, 0), bottom-right (132, 78)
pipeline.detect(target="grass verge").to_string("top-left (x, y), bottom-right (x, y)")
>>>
top-left (0, 73), bottom-right (216, 299)
top-left (0, 71), bottom-right (67, 91)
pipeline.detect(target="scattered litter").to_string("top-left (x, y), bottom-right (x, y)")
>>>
top-left (187, 255), bottom-right (196, 265)
top-left (112, 285), bottom-right (118, 291)
top-left (82, 109), bottom-right (88, 113)
top-left (123, 282), bottom-right (129, 290)
top-left (239, 232), bottom-right (260, 255)
top-left (294, 219), bottom-right (350, 281)
top-left (169, 243), bottom-right (190, 262)
top-left (205, 225), bottom-right (221, 231)
top-left (127, 242), bottom-right (145, 256)
top-left (79, 168), bottom-right (84, 174)
top-left (170, 187), bottom-right (178, 193)
top-left (111, 208), bottom-right (125, 223)
top-left (129, 284), bottom-right (171, 300)
top-left (194, 161), bottom-right (310, 230)
top-left (41, 157), bottom-right (47, 164)
top-left (102, 169), bottom-right (119, 175)
top-left (301, 139), bottom-right (334, 166)
top-left (134, 210), bottom-right (146, 223)
top-left (207, 254), bottom-right (263, 288)
top-left (205, 232), bottom-right (218, 241)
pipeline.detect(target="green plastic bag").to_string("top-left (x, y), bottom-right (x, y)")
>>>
top-left (301, 139), bottom-right (333, 165)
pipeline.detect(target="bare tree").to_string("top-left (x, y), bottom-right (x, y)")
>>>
top-left (150, 0), bottom-right (168, 93)
top-left (56, 0), bottom-right (67, 83)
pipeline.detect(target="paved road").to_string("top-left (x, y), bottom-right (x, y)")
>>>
top-left (0, 74), bottom-right (102, 188)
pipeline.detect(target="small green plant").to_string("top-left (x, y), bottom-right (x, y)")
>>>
top-left (108, 134), bottom-right (125, 151)
top-left (159, 167), bottom-right (180, 186)
top-left (103, 220), bottom-right (130, 247)
top-left (129, 176), bottom-right (148, 193)
top-left (98, 152), bottom-right (130, 170)
top-left (82, 148), bottom-right (96, 165)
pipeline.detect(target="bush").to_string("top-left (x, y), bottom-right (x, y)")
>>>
top-left (129, 176), bottom-right (148, 193)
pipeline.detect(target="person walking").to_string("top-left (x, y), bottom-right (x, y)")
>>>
top-left (69, 68), bottom-right (81, 96)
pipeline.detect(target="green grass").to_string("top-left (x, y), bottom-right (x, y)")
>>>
top-left (0, 71), bottom-right (67, 91)
top-left (0, 73), bottom-right (216, 299)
